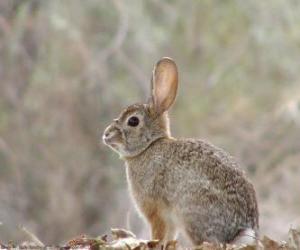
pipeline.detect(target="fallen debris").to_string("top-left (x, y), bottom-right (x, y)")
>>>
top-left (0, 228), bottom-right (299, 249)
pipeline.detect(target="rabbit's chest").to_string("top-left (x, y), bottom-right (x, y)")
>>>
top-left (125, 160), bottom-right (167, 199)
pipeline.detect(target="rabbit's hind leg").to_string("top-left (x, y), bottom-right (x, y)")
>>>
top-left (181, 212), bottom-right (228, 245)
top-left (183, 223), bottom-right (219, 246)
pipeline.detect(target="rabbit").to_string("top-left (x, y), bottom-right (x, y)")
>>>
top-left (102, 57), bottom-right (259, 246)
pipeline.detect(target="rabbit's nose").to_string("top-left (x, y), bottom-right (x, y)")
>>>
top-left (102, 126), bottom-right (117, 144)
top-left (102, 130), bottom-right (110, 142)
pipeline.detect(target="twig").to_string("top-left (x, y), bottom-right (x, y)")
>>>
top-left (19, 225), bottom-right (45, 247)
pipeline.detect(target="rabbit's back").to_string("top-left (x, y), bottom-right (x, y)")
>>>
top-left (126, 137), bottom-right (258, 243)
top-left (171, 139), bottom-right (258, 242)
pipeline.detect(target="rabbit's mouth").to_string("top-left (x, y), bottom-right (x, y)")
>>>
top-left (103, 135), bottom-right (123, 152)
top-left (108, 142), bottom-right (118, 148)
top-left (102, 134), bottom-right (120, 147)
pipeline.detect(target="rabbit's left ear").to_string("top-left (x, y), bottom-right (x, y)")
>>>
top-left (150, 57), bottom-right (178, 115)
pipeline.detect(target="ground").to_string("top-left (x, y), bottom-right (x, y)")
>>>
top-left (1, 228), bottom-right (299, 250)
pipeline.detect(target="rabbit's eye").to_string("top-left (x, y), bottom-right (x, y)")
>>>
top-left (127, 116), bottom-right (139, 127)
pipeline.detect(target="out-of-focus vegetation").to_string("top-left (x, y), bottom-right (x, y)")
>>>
top-left (0, 0), bottom-right (300, 245)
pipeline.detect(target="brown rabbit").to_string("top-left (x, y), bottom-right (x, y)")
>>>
top-left (102, 58), bottom-right (259, 245)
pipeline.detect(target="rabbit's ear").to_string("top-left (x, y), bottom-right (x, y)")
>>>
top-left (150, 57), bottom-right (178, 115)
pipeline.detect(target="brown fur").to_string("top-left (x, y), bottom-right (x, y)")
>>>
top-left (102, 58), bottom-right (259, 245)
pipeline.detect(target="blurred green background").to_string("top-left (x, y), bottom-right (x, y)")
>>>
top-left (0, 0), bottom-right (300, 244)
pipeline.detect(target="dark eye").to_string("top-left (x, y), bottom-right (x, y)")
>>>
top-left (127, 116), bottom-right (139, 127)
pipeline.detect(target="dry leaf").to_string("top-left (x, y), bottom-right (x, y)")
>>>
top-left (111, 228), bottom-right (137, 239)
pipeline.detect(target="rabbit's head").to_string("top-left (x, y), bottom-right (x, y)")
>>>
top-left (102, 57), bottom-right (178, 157)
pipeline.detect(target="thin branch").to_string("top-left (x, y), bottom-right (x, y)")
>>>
top-left (19, 225), bottom-right (45, 247)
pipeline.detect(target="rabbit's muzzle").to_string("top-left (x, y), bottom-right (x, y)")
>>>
top-left (102, 124), bottom-right (123, 148)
